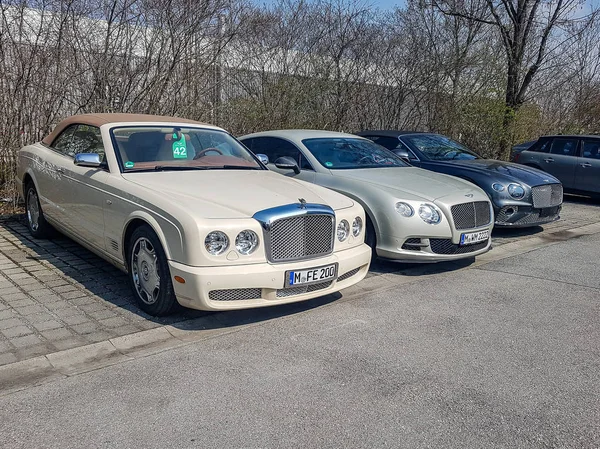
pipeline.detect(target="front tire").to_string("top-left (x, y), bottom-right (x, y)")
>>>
top-left (128, 225), bottom-right (178, 316)
top-left (365, 215), bottom-right (377, 258)
top-left (24, 182), bottom-right (53, 239)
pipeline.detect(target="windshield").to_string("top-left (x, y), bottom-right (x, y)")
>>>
top-left (302, 138), bottom-right (408, 169)
top-left (403, 135), bottom-right (479, 161)
top-left (111, 126), bottom-right (262, 172)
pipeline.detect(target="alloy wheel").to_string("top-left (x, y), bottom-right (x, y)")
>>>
top-left (27, 189), bottom-right (40, 232)
top-left (131, 237), bottom-right (161, 305)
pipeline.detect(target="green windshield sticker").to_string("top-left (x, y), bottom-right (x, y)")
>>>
top-left (124, 161), bottom-right (134, 169)
top-left (325, 161), bottom-right (333, 167)
top-left (172, 133), bottom-right (187, 159)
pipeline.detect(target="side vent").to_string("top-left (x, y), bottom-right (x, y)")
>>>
top-left (109, 239), bottom-right (119, 252)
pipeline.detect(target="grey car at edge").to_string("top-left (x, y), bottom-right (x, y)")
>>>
top-left (515, 135), bottom-right (600, 198)
top-left (357, 131), bottom-right (564, 228)
top-left (239, 130), bottom-right (494, 263)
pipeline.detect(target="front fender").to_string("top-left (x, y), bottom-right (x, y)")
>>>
top-left (122, 210), bottom-right (184, 262)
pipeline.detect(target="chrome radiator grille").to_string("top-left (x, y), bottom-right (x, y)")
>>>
top-left (531, 184), bottom-right (563, 208)
top-left (450, 201), bottom-right (491, 230)
top-left (268, 214), bottom-right (334, 262)
top-left (254, 203), bottom-right (336, 263)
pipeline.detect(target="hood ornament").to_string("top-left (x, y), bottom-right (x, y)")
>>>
top-left (465, 193), bottom-right (474, 198)
top-left (298, 198), bottom-right (307, 209)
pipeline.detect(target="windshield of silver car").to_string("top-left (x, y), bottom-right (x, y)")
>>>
top-left (111, 127), bottom-right (263, 172)
top-left (402, 135), bottom-right (479, 161)
top-left (302, 138), bottom-right (408, 169)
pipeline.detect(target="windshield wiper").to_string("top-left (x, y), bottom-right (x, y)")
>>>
top-left (125, 165), bottom-right (262, 172)
top-left (220, 165), bottom-right (261, 170)
top-left (152, 166), bottom-right (211, 171)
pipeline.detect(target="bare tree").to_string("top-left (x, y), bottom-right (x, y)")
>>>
top-left (432, 0), bottom-right (598, 158)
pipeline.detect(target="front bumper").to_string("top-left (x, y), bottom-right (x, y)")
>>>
top-left (376, 228), bottom-right (492, 263)
top-left (168, 244), bottom-right (372, 311)
top-left (494, 204), bottom-right (561, 228)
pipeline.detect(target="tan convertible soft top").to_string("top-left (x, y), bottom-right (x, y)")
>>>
top-left (41, 113), bottom-right (210, 145)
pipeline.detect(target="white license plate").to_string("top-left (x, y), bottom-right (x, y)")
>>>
top-left (286, 263), bottom-right (338, 287)
top-left (460, 230), bottom-right (489, 246)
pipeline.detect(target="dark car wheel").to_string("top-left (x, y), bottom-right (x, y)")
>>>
top-left (365, 215), bottom-right (377, 258)
top-left (25, 182), bottom-right (53, 239)
top-left (128, 225), bottom-right (179, 316)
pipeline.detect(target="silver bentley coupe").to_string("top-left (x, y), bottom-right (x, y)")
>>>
top-left (239, 130), bottom-right (494, 263)
top-left (16, 115), bottom-right (371, 315)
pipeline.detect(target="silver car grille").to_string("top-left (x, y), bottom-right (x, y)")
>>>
top-left (254, 203), bottom-right (335, 264)
top-left (450, 201), bottom-right (491, 230)
top-left (531, 184), bottom-right (563, 208)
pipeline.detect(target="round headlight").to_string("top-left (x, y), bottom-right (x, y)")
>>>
top-left (492, 183), bottom-right (505, 192)
top-left (337, 220), bottom-right (350, 241)
top-left (352, 216), bottom-right (363, 237)
top-left (418, 204), bottom-right (441, 224)
top-left (507, 183), bottom-right (525, 199)
top-left (395, 202), bottom-right (414, 217)
top-left (235, 230), bottom-right (259, 255)
top-left (204, 231), bottom-right (229, 255)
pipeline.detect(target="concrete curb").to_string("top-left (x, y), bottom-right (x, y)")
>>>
top-left (2, 220), bottom-right (600, 396)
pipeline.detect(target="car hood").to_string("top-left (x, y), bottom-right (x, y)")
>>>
top-left (331, 167), bottom-right (480, 201)
top-left (437, 159), bottom-right (560, 185)
top-left (123, 170), bottom-right (353, 218)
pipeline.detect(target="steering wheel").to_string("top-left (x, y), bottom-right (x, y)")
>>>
top-left (358, 156), bottom-right (374, 165)
top-left (193, 148), bottom-right (223, 159)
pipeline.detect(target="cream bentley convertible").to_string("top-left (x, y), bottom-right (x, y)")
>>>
top-left (17, 114), bottom-right (371, 315)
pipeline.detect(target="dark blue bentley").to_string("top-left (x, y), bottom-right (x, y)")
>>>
top-left (357, 131), bottom-right (563, 228)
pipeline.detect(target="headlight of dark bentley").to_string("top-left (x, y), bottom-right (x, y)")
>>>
top-left (507, 183), bottom-right (525, 199)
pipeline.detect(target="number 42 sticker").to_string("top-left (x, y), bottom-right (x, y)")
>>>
top-left (172, 133), bottom-right (187, 159)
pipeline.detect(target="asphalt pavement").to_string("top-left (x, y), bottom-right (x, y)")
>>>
top-left (0, 229), bottom-right (598, 448)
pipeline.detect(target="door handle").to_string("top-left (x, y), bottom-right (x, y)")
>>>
top-left (56, 167), bottom-right (64, 173)
top-left (580, 162), bottom-right (592, 168)
top-left (544, 158), bottom-right (554, 163)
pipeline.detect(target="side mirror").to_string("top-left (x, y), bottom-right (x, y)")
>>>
top-left (274, 156), bottom-right (300, 174)
top-left (395, 149), bottom-right (412, 162)
top-left (74, 153), bottom-right (103, 168)
top-left (256, 153), bottom-right (269, 165)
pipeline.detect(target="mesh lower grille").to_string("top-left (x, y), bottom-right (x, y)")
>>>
top-left (450, 201), bottom-right (491, 230)
top-left (337, 267), bottom-right (360, 282)
top-left (276, 280), bottom-right (332, 298)
top-left (531, 184), bottom-right (563, 208)
top-left (269, 214), bottom-right (334, 262)
top-left (516, 207), bottom-right (560, 225)
top-left (209, 288), bottom-right (262, 301)
top-left (430, 239), bottom-right (489, 255)
top-left (496, 206), bottom-right (517, 223)
top-left (401, 238), bottom-right (422, 251)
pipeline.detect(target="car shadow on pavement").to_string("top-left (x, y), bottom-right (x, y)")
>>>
top-left (0, 216), bottom-right (344, 336)
top-left (563, 194), bottom-right (600, 206)
top-left (491, 225), bottom-right (544, 239)
top-left (368, 256), bottom-right (476, 277)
